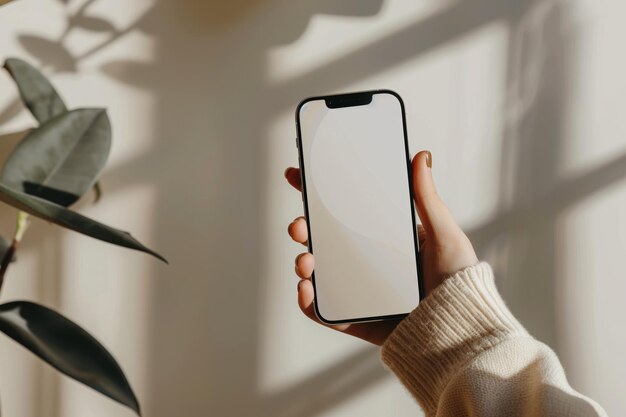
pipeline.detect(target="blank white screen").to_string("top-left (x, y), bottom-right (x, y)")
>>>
top-left (298, 92), bottom-right (420, 322)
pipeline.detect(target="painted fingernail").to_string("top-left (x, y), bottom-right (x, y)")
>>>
top-left (425, 151), bottom-right (432, 168)
top-left (284, 167), bottom-right (292, 177)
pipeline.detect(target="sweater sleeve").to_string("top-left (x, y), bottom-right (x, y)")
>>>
top-left (380, 262), bottom-right (608, 417)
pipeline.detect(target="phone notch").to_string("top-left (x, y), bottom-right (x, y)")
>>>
top-left (325, 92), bottom-right (373, 109)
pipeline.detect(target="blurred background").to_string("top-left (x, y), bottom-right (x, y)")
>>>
top-left (0, 0), bottom-right (625, 415)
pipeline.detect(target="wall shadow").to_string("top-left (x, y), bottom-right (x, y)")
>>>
top-left (109, 0), bottom-right (559, 415)
top-left (101, 1), bottom-right (392, 416)
top-left (464, 0), bottom-right (574, 349)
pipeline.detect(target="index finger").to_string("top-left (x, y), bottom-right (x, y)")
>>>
top-left (284, 167), bottom-right (302, 192)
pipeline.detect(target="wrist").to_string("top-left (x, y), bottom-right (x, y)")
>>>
top-left (380, 262), bottom-right (528, 413)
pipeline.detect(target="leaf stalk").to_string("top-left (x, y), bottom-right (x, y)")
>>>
top-left (0, 211), bottom-right (30, 292)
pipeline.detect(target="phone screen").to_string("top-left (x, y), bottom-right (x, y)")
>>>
top-left (296, 91), bottom-right (421, 323)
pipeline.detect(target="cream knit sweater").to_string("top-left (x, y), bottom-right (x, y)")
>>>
top-left (381, 262), bottom-right (608, 417)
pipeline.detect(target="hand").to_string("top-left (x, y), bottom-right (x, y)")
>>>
top-left (284, 150), bottom-right (478, 346)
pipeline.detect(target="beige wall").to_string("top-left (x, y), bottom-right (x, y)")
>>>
top-left (0, 0), bottom-right (624, 416)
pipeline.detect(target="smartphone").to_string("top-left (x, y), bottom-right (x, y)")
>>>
top-left (295, 90), bottom-right (423, 324)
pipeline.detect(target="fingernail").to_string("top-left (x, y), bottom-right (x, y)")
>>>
top-left (425, 151), bottom-right (432, 168)
top-left (284, 167), bottom-right (292, 177)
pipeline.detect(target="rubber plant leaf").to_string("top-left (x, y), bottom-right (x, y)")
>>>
top-left (0, 301), bottom-right (140, 414)
top-left (1, 108), bottom-right (111, 206)
top-left (3, 57), bottom-right (67, 123)
top-left (0, 182), bottom-right (167, 262)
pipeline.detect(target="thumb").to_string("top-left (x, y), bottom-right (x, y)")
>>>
top-left (411, 151), bottom-right (462, 242)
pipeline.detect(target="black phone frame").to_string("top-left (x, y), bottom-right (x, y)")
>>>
top-left (294, 89), bottom-right (424, 325)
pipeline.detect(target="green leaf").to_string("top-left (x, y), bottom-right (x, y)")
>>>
top-left (1, 108), bottom-right (112, 207)
top-left (0, 301), bottom-right (140, 414)
top-left (3, 57), bottom-right (67, 123)
top-left (0, 182), bottom-right (167, 262)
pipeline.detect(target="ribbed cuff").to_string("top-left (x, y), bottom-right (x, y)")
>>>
top-left (380, 262), bottom-right (528, 414)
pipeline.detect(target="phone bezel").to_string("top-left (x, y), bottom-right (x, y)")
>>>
top-left (294, 89), bottom-right (424, 325)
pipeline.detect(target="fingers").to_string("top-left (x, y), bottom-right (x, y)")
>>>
top-left (294, 253), bottom-right (398, 343)
top-left (295, 252), bottom-right (314, 278)
top-left (417, 224), bottom-right (426, 247)
top-left (284, 167), bottom-right (302, 192)
top-left (296, 279), bottom-right (397, 343)
top-left (297, 279), bottom-right (350, 331)
top-left (411, 151), bottom-right (463, 243)
top-left (297, 279), bottom-right (315, 312)
top-left (297, 280), bottom-right (318, 322)
top-left (288, 216), bottom-right (308, 246)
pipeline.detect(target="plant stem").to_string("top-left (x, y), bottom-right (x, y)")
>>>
top-left (0, 211), bottom-right (30, 292)
top-left (14, 211), bottom-right (30, 242)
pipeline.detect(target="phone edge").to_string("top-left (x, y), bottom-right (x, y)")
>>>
top-left (294, 89), bottom-right (423, 326)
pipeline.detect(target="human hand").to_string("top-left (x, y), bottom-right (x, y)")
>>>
top-left (284, 151), bottom-right (478, 346)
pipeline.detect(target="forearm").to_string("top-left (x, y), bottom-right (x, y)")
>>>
top-left (381, 263), bottom-right (607, 417)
